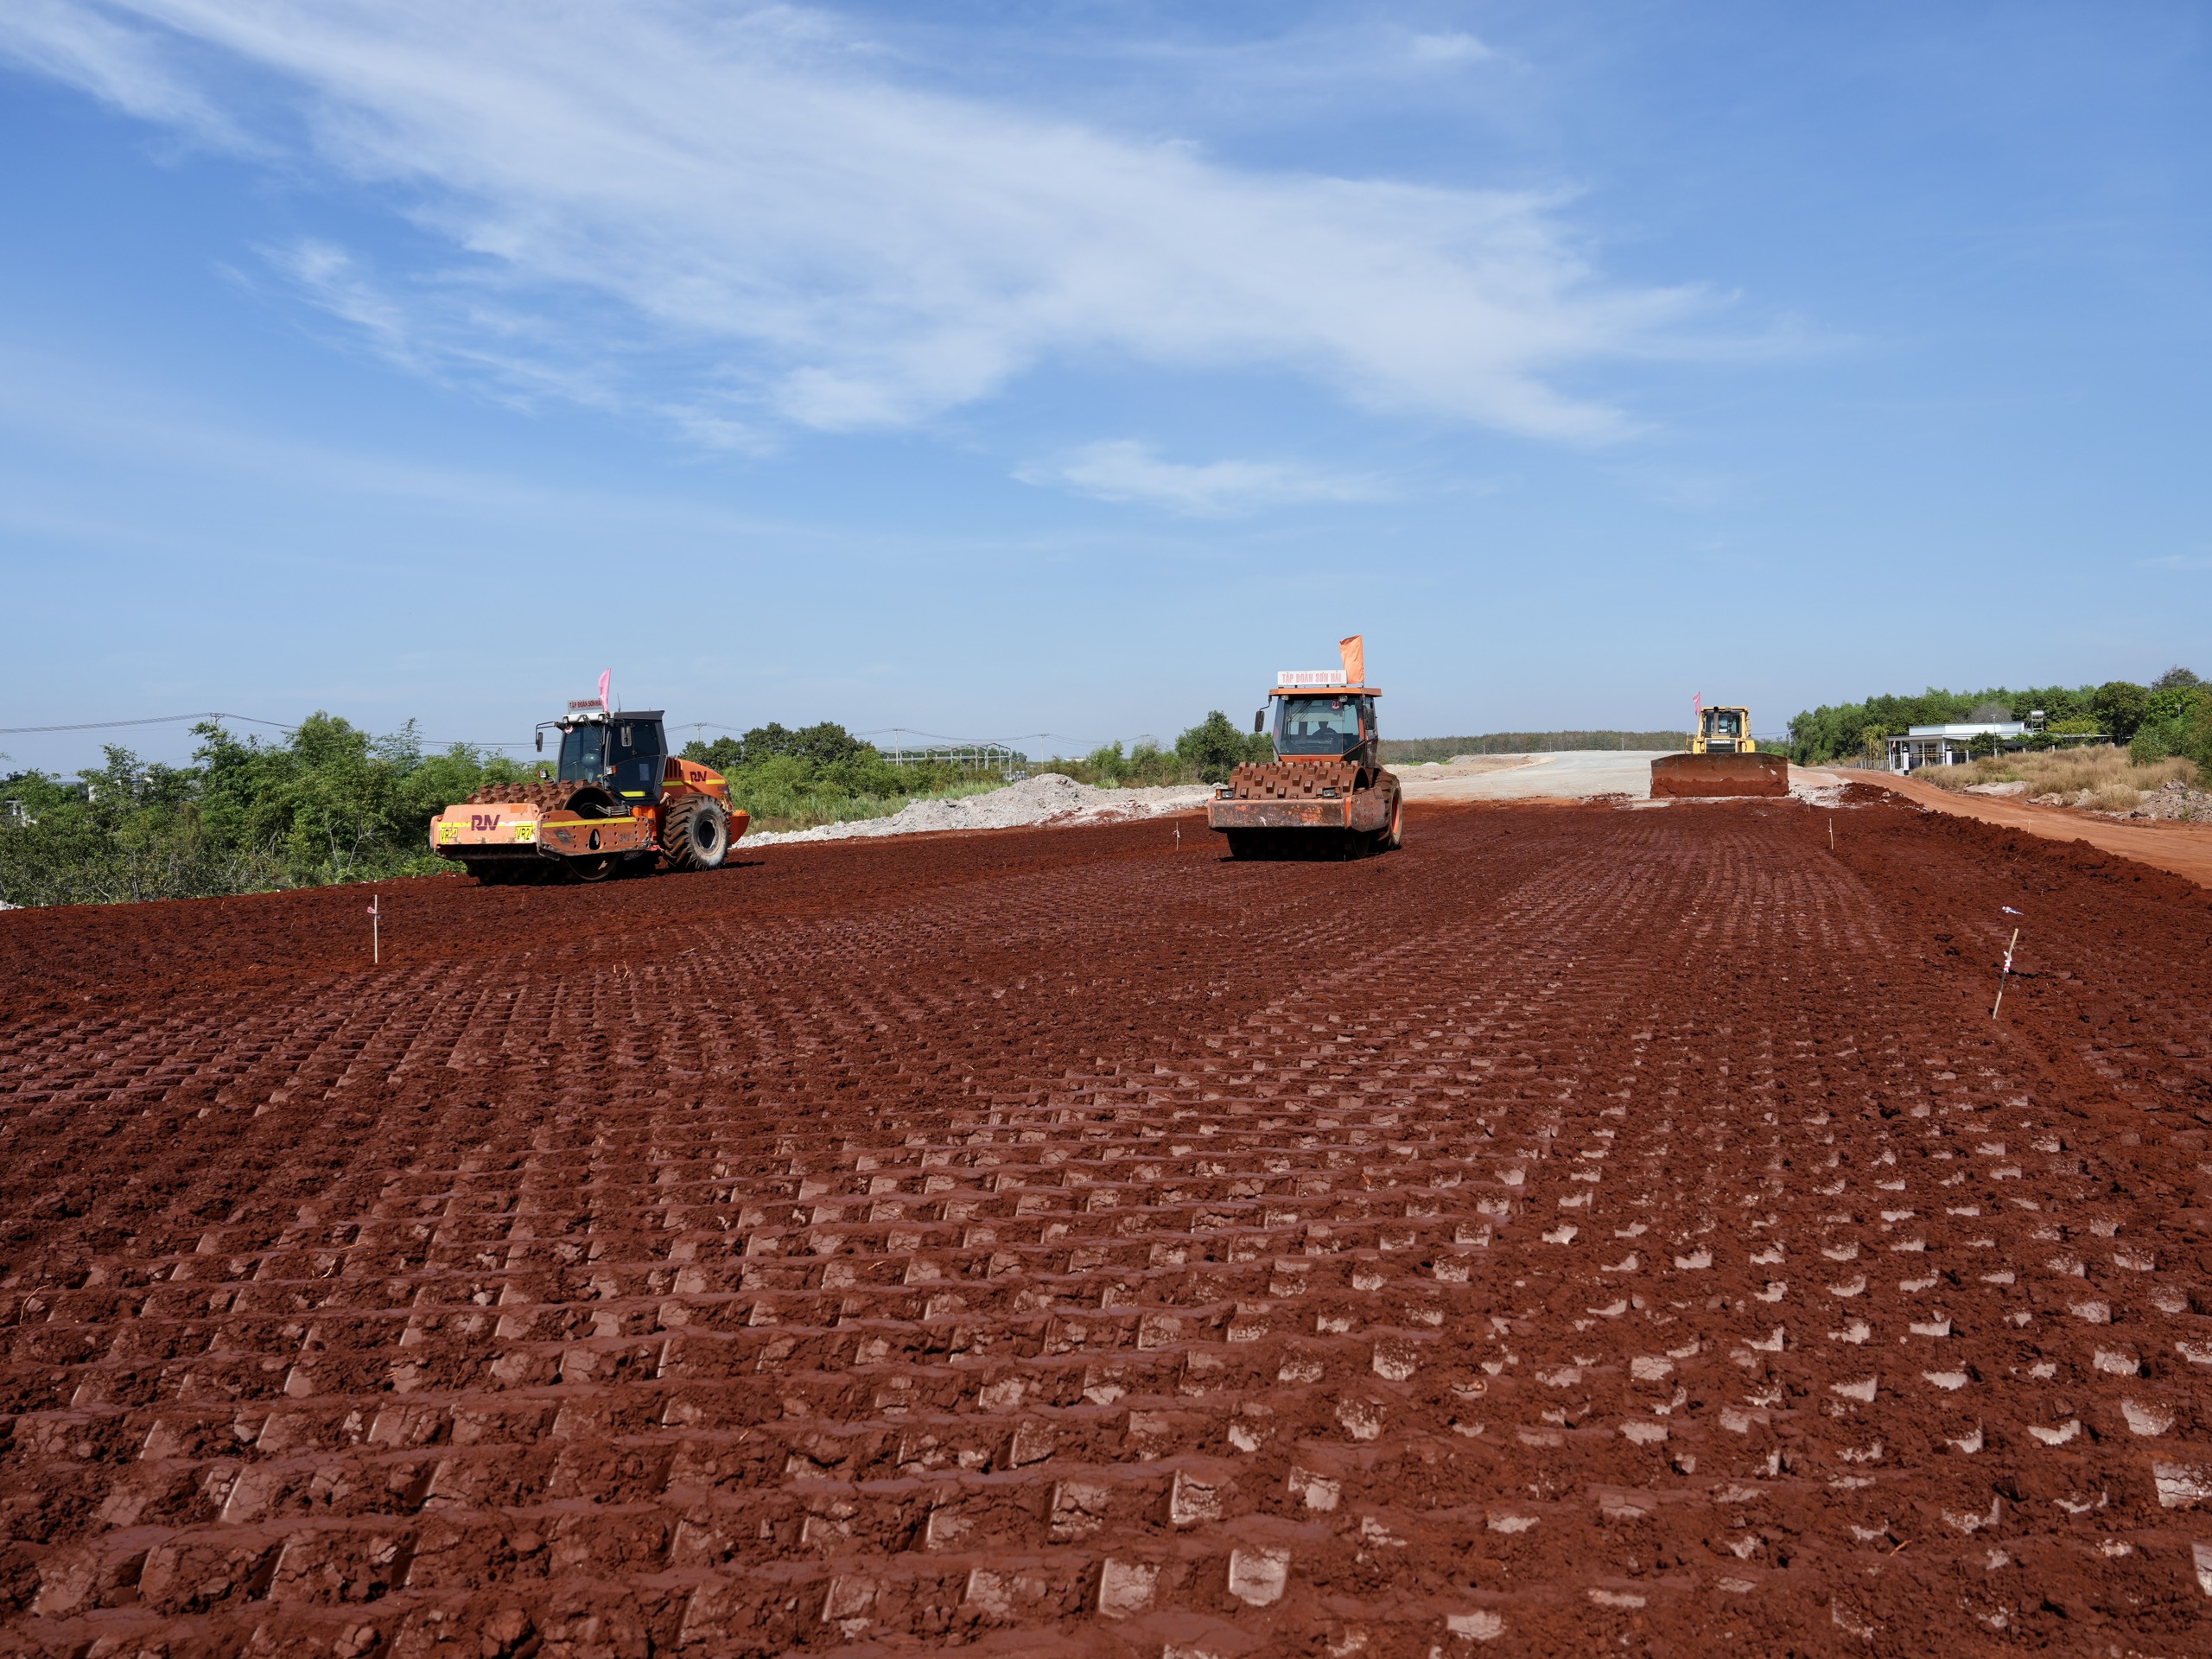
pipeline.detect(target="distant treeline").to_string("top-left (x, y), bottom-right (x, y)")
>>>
top-left (1786, 669), bottom-right (2209, 766)
top-left (1382, 732), bottom-right (1691, 763)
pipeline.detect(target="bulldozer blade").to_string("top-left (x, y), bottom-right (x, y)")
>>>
top-left (1649, 752), bottom-right (1790, 798)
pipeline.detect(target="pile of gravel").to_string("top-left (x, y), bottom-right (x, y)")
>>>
top-left (2112, 779), bottom-right (2211, 822)
top-left (747, 773), bottom-right (1213, 847)
top-left (2022, 779), bottom-right (2211, 820)
top-left (1789, 775), bottom-right (1851, 808)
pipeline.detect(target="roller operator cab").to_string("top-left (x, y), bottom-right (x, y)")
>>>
top-left (429, 700), bottom-right (750, 883)
top-left (1273, 692), bottom-right (1377, 761)
top-left (1205, 636), bottom-right (1404, 860)
top-left (557, 709), bottom-right (672, 803)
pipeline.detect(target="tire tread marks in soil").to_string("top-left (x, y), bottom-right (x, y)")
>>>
top-left (1, 800), bottom-right (2210, 1654)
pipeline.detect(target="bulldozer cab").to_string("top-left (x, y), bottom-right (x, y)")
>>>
top-left (556, 711), bottom-right (668, 804)
top-left (1694, 706), bottom-right (1753, 754)
top-left (1268, 692), bottom-right (1376, 766)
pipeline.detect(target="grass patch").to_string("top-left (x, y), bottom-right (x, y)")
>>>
top-left (1917, 743), bottom-right (2196, 810)
top-left (738, 777), bottom-right (1007, 834)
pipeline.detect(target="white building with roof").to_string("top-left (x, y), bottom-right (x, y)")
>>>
top-left (1885, 722), bottom-right (2025, 773)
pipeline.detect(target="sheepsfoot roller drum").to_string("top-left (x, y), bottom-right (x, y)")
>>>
top-left (1208, 634), bottom-right (1404, 861)
top-left (429, 702), bottom-right (747, 883)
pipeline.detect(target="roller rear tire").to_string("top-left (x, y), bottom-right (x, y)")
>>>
top-left (662, 795), bottom-right (731, 872)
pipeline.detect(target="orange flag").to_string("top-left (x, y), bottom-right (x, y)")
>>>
top-left (1338, 634), bottom-right (1364, 686)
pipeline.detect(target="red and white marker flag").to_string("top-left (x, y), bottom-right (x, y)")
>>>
top-left (598, 669), bottom-right (612, 710)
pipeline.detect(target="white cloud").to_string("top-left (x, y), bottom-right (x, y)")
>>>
top-left (0, 0), bottom-right (245, 143)
top-left (1409, 32), bottom-right (1495, 65)
top-left (5, 2), bottom-right (1704, 441)
top-left (1019, 441), bottom-right (1386, 518)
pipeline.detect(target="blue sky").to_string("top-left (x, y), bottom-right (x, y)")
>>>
top-left (3, 1), bottom-right (2207, 772)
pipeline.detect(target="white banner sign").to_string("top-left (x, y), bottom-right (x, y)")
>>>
top-left (1276, 669), bottom-right (1349, 688)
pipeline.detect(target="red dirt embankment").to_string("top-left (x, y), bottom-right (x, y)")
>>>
top-left (2, 800), bottom-right (2211, 1656)
top-left (1847, 768), bottom-right (2212, 890)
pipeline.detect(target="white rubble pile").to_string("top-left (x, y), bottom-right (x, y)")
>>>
top-left (747, 773), bottom-right (1213, 846)
top-left (2017, 779), bottom-right (2209, 820)
top-left (2112, 778), bottom-right (2211, 822)
top-left (1789, 774), bottom-right (1851, 809)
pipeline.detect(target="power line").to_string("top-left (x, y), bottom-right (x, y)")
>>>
top-left (0, 712), bottom-right (531, 751)
top-left (3, 710), bottom-right (1096, 757)
top-left (0, 711), bottom-right (291, 735)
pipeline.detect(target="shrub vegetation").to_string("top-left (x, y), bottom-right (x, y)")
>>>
top-left (0, 716), bottom-right (537, 907)
top-left (1911, 744), bottom-right (2196, 809)
top-left (1, 706), bottom-right (1279, 907)
top-left (677, 724), bottom-right (1001, 832)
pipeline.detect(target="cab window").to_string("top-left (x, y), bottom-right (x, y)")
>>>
top-left (1275, 696), bottom-right (1365, 756)
top-left (557, 723), bottom-right (607, 781)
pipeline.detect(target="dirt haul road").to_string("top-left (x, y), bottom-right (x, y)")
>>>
top-left (3, 798), bottom-right (2212, 1657)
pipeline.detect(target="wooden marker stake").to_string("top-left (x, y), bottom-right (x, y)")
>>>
top-left (1991, 927), bottom-right (2019, 1018)
top-left (370, 893), bottom-right (381, 965)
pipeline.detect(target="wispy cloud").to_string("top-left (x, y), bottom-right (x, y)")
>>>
top-left (4, 2), bottom-right (1706, 442)
top-left (2136, 553), bottom-right (2212, 571)
top-left (0, 0), bottom-right (246, 144)
top-left (1409, 32), bottom-right (1495, 66)
top-left (1018, 441), bottom-right (1387, 518)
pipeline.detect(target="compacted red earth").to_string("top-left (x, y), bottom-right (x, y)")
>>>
top-left (3, 796), bottom-right (2210, 1657)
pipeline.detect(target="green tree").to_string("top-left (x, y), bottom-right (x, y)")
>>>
top-left (2132, 686), bottom-right (2212, 766)
top-left (1174, 710), bottom-right (1268, 783)
top-left (2090, 681), bottom-right (2150, 742)
top-left (1785, 683), bottom-right (2106, 764)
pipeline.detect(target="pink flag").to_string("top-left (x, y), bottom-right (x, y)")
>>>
top-left (598, 669), bottom-right (612, 710)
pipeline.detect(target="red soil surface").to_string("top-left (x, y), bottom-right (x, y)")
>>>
top-left (3, 798), bottom-right (2211, 1657)
top-left (1847, 769), bottom-right (2212, 891)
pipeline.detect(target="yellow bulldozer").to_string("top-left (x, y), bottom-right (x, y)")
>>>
top-left (1649, 700), bottom-right (1789, 798)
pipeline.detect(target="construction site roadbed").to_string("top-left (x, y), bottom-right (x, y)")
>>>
top-left (1849, 767), bottom-right (2212, 891)
top-left (3, 799), bottom-right (2211, 1655)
